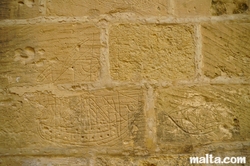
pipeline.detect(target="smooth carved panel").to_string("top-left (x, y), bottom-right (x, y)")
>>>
top-left (47, 0), bottom-right (168, 17)
top-left (109, 24), bottom-right (195, 82)
top-left (27, 88), bottom-right (144, 146)
top-left (202, 23), bottom-right (250, 78)
top-left (0, 23), bottom-right (100, 86)
top-left (156, 85), bottom-right (250, 146)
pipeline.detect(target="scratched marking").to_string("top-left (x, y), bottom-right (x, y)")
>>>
top-left (157, 87), bottom-right (238, 144)
top-left (29, 89), bottom-right (142, 146)
top-left (37, 35), bottom-right (100, 84)
top-left (0, 23), bottom-right (101, 86)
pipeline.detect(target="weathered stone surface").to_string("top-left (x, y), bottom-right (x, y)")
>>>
top-left (202, 23), bottom-right (250, 78)
top-left (174, 0), bottom-right (211, 16)
top-left (0, 23), bottom-right (101, 86)
top-left (0, 77), bottom-right (8, 89)
top-left (47, 0), bottom-right (168, 17)
top-left (0, 86), bottom-right (144, 153)
top-left (156, 85), bottom-right (250, 149)
top-left (0, 92), bottom-right (43, 150)
top-left (0, 0), bottom-right (45, 20)
top-left (211, 0), bottom-right (249, 15)
top-left (96, 155), bottom-right (199, 166)
top-left (0, 157), bottom-right (88, 166)
top-left (1, 0), bottom-right (249, 163)
top-left (136, 156), bottom-right (197, 166)
top-left (109, 24), bottom-right (195, 82)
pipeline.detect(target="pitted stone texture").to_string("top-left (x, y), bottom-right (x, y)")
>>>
top-left (211, 0), bottom-right (249, 15)
top-left (0, 23), bottom-right (101, 86)
top-left (0, 0), bottom-right (45, 19)
top-left (0, 92), bottom-right (43, 150)
top-left (0, 86), bottom-right (144, 152)
top-left (47, 0), bottom-right (168, 17)
top-left (202, 23), bottom-right (250, 78)
top-left (174, 0), bottom-right (211, 16)
top-left (109, 24), bottom-right (195, 82)
top-left (156, 85), bottom-right (250, 149)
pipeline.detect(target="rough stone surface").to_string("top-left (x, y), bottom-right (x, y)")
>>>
top-left (109, 24), bottom-right (195, 82)
top-left (0, 23), bottom-right (101, 86)
top-left (211, 0), bottom-right (250, 15)
top-left (0, 0), bottom-right (250, 165)
top-left (174, 0), bottom-right (211, 16)
top-left (202, 23), bottom-right (250, 78)
top-left (95, 155), bottom-right (195, 166)
top-left (0, 157), bottom-right (88, 166)
top-left (0, 0), bottom-right (45, 20)
top-left (47, 0), bottom-right (168, 17)
top-left (0, 86), bottom-right (144, 152)
top-left (156, 85), bottom-right (250, 149)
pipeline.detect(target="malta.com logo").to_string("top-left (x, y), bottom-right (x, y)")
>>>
top-left (190, 154), bottom-right (246, 164)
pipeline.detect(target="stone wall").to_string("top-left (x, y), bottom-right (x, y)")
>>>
top-left (0, 0), bottom-right (250, 165)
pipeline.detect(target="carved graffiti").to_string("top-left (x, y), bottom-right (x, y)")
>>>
top-left (28, 88), bottom-right (143, 146)
top-left (157, 86), bottom-right (240, 144)
top-left (36, 33), bottom-right (100, 84)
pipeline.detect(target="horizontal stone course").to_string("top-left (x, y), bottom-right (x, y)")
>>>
top-left (173, 0), bottom-right (250, 17)
top-left (0, 86), bottom-right (144, 153)
top-left (47, 0), bottom-right (168, 17)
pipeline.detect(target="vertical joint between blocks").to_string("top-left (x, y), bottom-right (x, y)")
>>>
top-left (144, 85), bottom-right (157, 151)
top-left (194, 23), bottom-right (203, 81)
top-left (99, 24), bottom-right (111, 82)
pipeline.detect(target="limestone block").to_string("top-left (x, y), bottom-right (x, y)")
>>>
top-left (95, 156), bottom-right (133, 166)
top-left (47, 0), bottom-right (168, 17)
top-left (174, 0), bottom-right (211, 16)
top-left (202, 23), bottom-right (250, 78)
top-left (109, 24), bottom-right (195, 82)
top-left (0, 0), bottom-right (46, 20)
top-left (96, 155), bottom-right (194, 166)
top-left (0, 157), bottom-right (88, 166)
top-left (136, 156), bottom-right (198, 166)
top-left (0, 23), bottom-right (101, 86)
top-left (211, 0), bottom-right (250, 15)
top-left (0, 92), bottom-right (43, 150)
top-left (0, 77), bottom-right (8, 89)
top-left (156, 85), bottom-right (250, 149)
top-left (0, 86), bottom-right (144, 153)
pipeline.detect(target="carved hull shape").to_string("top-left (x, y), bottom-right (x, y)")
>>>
top-left (34, 88), bottom-right (142, 146)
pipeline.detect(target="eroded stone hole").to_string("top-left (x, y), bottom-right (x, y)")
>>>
top-left (18, 1), bottom-right (24, 5)
top-left (211, 0), bottom-right (227, 15)
top-left (233, 2), bottom-right (249, 13)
